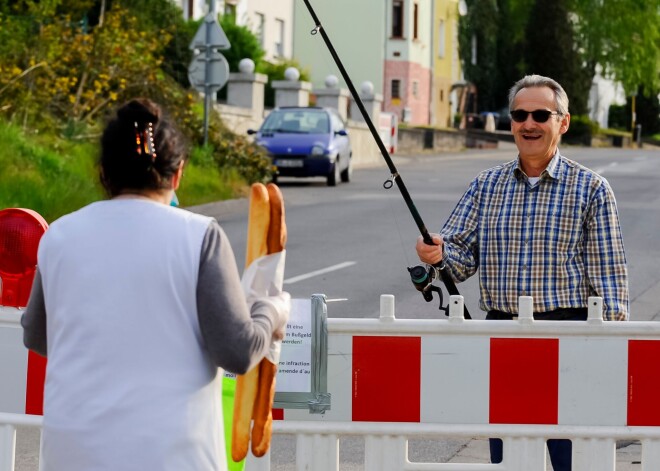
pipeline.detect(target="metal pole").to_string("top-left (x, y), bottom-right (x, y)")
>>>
top-left (203, 13), bottom-right (212, 146)
top-left (201, 1), bottom-right (219, 146)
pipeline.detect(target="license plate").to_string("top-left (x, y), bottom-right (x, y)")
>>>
top-left (275, 159), bottom-right (304, 168)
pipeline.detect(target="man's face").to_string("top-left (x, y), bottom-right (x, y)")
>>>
top-left (510, 86), bottom-right (570, 163)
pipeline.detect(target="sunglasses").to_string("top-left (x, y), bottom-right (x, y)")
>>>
top-left (510, 109), bottom-right (561, 123)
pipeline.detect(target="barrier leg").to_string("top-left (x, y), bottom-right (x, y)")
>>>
top-left (642, 439), bottom-right (660, 471)
top-left (0, 424), bottom-right (16, 471)
top-left (502, 437), bottom-right (546, 471)
top-left (572, 438), bottom-right (615, 470)
top-left (365, 435), bottom-right (406, 471)
top-left (296, 433), bottom-right (338, 471)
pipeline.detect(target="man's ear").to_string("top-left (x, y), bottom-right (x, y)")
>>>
top-left (559, 113), bottom-right (571, 135)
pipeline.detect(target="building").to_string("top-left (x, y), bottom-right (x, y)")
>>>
top-left (293, 0), bottom-right (438, 127)
top-left (176, 0), bottom-right (294, 62)
top-left (383, 0), bottom-right (433, 125)
top-left (292, 0), bottom-right (387, 106)
top-left (431, 0), bottom-right (463, 128)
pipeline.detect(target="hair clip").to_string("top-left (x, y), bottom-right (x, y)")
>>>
top-left (134, 121), bottom-right (157, 162)
top-left (146, 122), bottom-right (157, 162)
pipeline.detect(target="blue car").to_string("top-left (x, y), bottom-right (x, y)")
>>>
top-left (248, 107), bottom-right (352, 186)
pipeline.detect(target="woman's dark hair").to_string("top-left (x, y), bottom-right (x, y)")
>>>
top-left (100, 98), bottom-right (187, 197)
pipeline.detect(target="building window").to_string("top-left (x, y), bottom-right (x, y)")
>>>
top-left (412, 80), bottom-right (419, 98)
top-left (413, 3), bottom-right (419, 40)
top-left (392, 0), bottom-right (404, 38)
top-left (255, 12), bottom-right (265, 47)
top-left (438, 20), bottom-right (446, 58)
top-left (391, 79), bottom-right (401, 99)
top-left (275, 19), bottom-right (285, 57)
top-left (187, 0), bottom-right (194, 19)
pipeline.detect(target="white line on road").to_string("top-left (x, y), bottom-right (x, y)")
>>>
top-left (284, 261), bottom-right (356, 285)
top-left (594, 162), bottom-right (619, 175)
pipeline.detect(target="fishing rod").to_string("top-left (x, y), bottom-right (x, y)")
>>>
top-left (301, 0), bottom-right (470, 319)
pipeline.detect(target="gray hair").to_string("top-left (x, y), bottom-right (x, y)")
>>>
top-left (508, 75), bottom-right (569, 116)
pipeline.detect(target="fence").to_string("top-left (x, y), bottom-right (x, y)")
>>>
top-left (3, 294), bottom-right (660, 470)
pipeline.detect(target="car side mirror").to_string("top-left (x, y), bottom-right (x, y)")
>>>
top-left (335, 129), bottom-right (348, 136)
top-left (247, 129), bottom-right (257, 135)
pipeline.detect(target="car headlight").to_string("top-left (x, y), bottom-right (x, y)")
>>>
top-left (310, 144), bottom-right (326, 157)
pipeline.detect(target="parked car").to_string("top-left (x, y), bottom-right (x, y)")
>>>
top-left (248, 107), bottom-right (352, 186)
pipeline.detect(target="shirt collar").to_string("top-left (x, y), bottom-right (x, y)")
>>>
top-left (513, 150), bottom-right (561, 182)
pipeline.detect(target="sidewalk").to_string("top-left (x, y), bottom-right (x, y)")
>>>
top-left (449, 438), bottom-right (642, 469)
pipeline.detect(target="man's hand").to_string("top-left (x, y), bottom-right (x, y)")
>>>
top-left (416, 234), bottom-right (444, 265)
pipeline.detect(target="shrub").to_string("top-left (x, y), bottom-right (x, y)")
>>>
top-left (563, 115), bottom-right (599, 146)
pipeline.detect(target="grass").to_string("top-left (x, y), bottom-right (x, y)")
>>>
top-left (0, 121), bottom-right (245, 223)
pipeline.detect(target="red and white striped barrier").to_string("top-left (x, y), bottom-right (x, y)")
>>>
top-left (262, 295), bottom-right (660, 471)
top-left (0, 307), bottom-right (45, 417)
top-left (4, 291), bottom-right (660, 469)
top-left (282, 296), bottom-right (660, 429)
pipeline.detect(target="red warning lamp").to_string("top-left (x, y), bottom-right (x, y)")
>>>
top-left (0, 208), bottom-right (48, 308)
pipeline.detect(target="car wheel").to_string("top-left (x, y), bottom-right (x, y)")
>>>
top-left (340, 156), bottom-right (352, 183)
top-left (327, 161), bottom-right (340, 187)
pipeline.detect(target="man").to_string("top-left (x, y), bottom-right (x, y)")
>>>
top-left (416, 75), bottom-right (628, 470)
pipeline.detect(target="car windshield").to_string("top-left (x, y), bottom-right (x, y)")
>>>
top-left (261, 109), bottom-right (330, 134)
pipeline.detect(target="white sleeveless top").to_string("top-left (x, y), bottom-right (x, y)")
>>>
top-left (37, 199), bottom-right (225, 471)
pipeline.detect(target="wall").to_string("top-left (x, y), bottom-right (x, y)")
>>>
top-left (292, 0), bottom-right (385, 93)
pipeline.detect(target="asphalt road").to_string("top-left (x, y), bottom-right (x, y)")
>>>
top-left (14, 145), bottom-right (660, 469)
top-left (196, 145), bottom-right (660, 322)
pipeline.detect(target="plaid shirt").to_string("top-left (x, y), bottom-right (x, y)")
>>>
top-left (441, 152), bottom-right (629, 320)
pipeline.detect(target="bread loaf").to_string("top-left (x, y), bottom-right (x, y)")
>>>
top-left (250, 183), bottom-right (287, 457)
top-left (244, 183), bottom-right (270, 268)
top-left (266, 183), bottom-right (287, 254)
top-left (231, 183), bottom-right (270, 462)
top-left (250, 358), bottom-right (278, 457)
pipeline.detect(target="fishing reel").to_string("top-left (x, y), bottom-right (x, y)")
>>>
top-left (407, 264), bottom-right (449, 315)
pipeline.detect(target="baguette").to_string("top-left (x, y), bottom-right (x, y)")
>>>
top-left (249, 183), bottom-right (287, 457)
top-left (250, 358), bottom-right (278, 457)
top-left (265, 183), bottom-right (287, 254)
top-left (244, 183), bottom-right (271, 268)
top-left (231, 183), bottom-right (270, 462)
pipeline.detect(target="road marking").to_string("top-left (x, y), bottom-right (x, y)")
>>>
top-left (284, 261), bottom-right (356, 284)
top-left (594, 162), bottom-right (619, 175)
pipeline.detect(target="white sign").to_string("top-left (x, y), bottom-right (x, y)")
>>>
top-left (189, 13), bottom-right (231, 50)
top-left (276, 299), bottom-right (313, 393)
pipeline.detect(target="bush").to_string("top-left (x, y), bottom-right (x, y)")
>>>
top-left (563, 115), bottom-right (599, 146)
top-left (608, 104), bottom-right (629, 131)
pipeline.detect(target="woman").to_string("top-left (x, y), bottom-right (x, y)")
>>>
top-left (22, 98), bottom-right (289, 470)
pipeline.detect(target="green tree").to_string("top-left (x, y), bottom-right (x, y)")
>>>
top-left (458, 0), bottom-right (500, 111)
top-left (459, 0), bottom-right (660, 118)
top-left (524, 0), bottom-right (591, 115)
top-left (569, 0), bottom-right (660, 97)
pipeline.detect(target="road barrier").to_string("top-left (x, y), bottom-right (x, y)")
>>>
top-left (3, 294), bottom-right (660, 470)
top-left (2, 207), bottom-right (660, 470)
